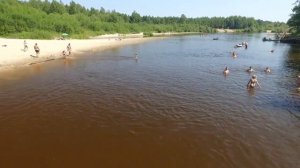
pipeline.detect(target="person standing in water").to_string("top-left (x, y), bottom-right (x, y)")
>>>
top-left (247, 75), bottom-right (261, 89)
top-left (232, 51), bottom-right (237, 58)
top-left (67, 43), bottom-right (71, 55)
top-left (247, 66), bottom-right (254, 72)
top-left (34, 43), bottom-right (40, 57)
top-left (223, 66), bottom-right (229, 75)
top-left (265, 67), bottom-right (271, 73)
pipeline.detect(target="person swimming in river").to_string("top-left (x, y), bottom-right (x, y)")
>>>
top-left (247, 75), bottom-right (261, 89)
top-left (223, 66), bottom-right (229, 75)
top-left (246, 66), bottom-right (254, 72)
top-left (232, 51), bottom-right (237, 58)
top-left (264, 67), bottom-right (271, 73)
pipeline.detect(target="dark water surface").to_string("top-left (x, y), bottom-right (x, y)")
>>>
top-left (0, 34), bottom-right (299, 168)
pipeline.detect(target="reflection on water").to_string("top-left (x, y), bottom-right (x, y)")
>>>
top-left (0, 34), bottom-right (299, 168)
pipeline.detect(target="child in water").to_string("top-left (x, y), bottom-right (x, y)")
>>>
top-left (247, 75), bottom-right (260, 89)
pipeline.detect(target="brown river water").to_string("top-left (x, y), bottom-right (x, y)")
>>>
top-left (0, 34), bottom-right (299, 168)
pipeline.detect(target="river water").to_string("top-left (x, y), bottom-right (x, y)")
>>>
top-left (0, 34), bottom-right (299, 168)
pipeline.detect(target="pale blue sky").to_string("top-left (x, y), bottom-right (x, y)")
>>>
top-left (61, 0), bottom-right (295, 22)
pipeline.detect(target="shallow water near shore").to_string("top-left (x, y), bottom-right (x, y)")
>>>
top-left (0, 34), bottom-right (299, 168)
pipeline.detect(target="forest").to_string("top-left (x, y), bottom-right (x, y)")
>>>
top-left (0, 0), bottom-right (289, 39)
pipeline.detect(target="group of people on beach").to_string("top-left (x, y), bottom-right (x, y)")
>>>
top-left (24, 40), bottom-right (41, 57)
top-left (23, 40), bottom-right (71, 58)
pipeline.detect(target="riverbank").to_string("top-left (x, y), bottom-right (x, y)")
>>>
top-left (0, 37), bottom-right (156, 70)
top-left (151, 32), bottom-right (203, 36)
top-left (216, 29), bottom-right (237, 33)
top-left (280, 36), bottom-right (300, 44)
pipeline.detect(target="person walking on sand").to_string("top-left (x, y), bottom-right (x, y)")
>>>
top-left (67, 43), bottom-right (71, 55)
top-left (247, 75), bottom-right (261, 89)
top-left (24, 40), bottom-right (28, 52)
top-left (34, 43), bottom-right (40, 57)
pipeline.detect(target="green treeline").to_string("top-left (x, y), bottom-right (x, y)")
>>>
top-left (0, 0), bottom-right (288, 39)
top-left (288, 1), bottom-right (300, 35)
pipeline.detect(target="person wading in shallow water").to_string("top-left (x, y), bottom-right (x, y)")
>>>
top-left (34, 43), bottom-right (40, 57)
top-left (265, 67), bottom-right (271, 73)
top-left (67, 43), bottom-right (71, 55)
top-left (247, 75), bottom-right (261, 89)
top-left (62, 50), bottom-right (67, 58)
top-left (247, 66), bottom-right (254, 73)
top-left (232, 51), bottom-right (237, 58)
top-left (223, 66), bottom-right (229, 75)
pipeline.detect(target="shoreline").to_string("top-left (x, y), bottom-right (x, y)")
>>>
top-left (0, 37), bottom-right (159, 71)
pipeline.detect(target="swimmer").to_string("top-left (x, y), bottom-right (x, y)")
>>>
top-left (232, 51), bottom-right (237, 58)
top-left (264, 67), bottom-right (271, 73)
top-left (247, 66), bottom-right (254, 73)
top-left (223, 66), bottom-right (229, 75)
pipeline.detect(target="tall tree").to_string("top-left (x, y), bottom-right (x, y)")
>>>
top-left (49, 0), bottom-right (66, 14)
top-left (179, 14), bottom-right (187, 24)
top-left (288, 1), bottom-right (300, 34)
top-left (130, 11), bottom-right (141, 23)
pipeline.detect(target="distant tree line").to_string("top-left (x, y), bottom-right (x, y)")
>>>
top-left (0, 0), bottom-right (288, 39)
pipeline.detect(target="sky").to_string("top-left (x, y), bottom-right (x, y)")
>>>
top-left (61, 0), bottom-right (296, 22)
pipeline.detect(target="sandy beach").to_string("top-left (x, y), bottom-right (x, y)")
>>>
top-left (0, 36), bottom-right (153, 70)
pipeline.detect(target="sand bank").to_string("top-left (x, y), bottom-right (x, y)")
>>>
top-left (0, 37), bottom-right (154, 70)
top-left (216, 29), bottom-right (237, 33)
